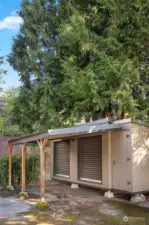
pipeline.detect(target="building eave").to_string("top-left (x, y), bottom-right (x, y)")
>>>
top-left (8, 123), bottom-right (129, 146)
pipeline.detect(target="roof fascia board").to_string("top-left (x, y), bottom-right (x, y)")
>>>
top-left (48, 125), bottom-right (89, 136)
top-left (85, 118), bottom-right (113, 126)
top-left (113, 118), bottom-right (132, 124)
top-left (48, 123), bottom-right (129, 137)
top-left (8, 131), bottom-right (49, 145)
top-left (88, 124), bottom-right (130, 133)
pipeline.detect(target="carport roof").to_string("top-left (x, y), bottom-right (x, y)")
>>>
top-left (8, 118), bottom-right (133, 146)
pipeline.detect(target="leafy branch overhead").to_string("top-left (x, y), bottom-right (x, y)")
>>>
top-left (8, 0), bottom-right (149, 132)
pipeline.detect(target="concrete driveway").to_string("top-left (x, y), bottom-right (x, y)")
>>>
top-left (0, 196), bottom-right (31, 218)
top-left (0, 194), bottom-right (38, 225)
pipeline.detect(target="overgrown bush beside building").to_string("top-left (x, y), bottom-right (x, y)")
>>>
top-left (0, 154), bottom-right (39, 188)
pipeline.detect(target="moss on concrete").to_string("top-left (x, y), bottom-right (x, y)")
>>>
top-left (13, 198), bottom-right (149, 225)
top-left (18, 210), bottom-right (52, 220)
top-left (55, 213), bottom-right (78, 223)
top-left (74, 201), bottom-right (148, 225)
top-left (18, 192), bottom-right (28, 200)
top-left (106, 200), bottom-right (149, 216)
top-left (36, 201), bottom-right (49, 210)
top-left (18, 209), bottom-right (79, 224)
top-left (103, 199), bottom-right (149, 225)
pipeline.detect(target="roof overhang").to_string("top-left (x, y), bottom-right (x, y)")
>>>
top-left (8, 123), bottom-right (130, 146)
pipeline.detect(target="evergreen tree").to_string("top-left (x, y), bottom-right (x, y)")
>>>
top-left (59, 0), bottom-right (148, 120)
top-left (9, 0), bottom-right (68, 132)
top-left (8, 0), bottom-right (149, 133)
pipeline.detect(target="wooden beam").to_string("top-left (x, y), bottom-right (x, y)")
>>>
top-left (38, 138), bottom-right (48, 149)
top-left (8, 145), bottom-right (13, 186)
top-left (21, 143), bottom-right (26, 193)
top-left (42, 138), bottom-right (49, 149)
top-left (9, 132), bottom-right (49, 146)
top-left (39, 138), bottom-right (48, 201)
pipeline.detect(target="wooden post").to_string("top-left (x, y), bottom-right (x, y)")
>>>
top-left (40, 140), bottom-right (45, 201)
top-left (21, 143), bottom-right (26, 193)
top-left (39, 139), bottom-right (48, 201)
top-left (8, 145), bottom-right (13, 186)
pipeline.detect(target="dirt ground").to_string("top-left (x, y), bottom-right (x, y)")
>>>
top-left (0, 181), bottom-right (149, 225)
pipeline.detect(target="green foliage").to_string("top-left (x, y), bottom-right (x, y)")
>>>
top-left (59, 0), bottom-right (143, 120)
top-left (0, 154), bottom-right (39, 188)
top-left (0, 117), bottom-right (5, 134)
top-left (8, 0), bottom-right (149, 133)
top-left (36, 201), bottom-right (49, 211)
top-left (8, 0), bottom-right (67, 133)
top-left (0, 88), bottom-right (24, 136)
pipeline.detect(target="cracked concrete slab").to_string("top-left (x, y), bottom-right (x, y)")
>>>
top-left (0, 196), bottom-right (31, 218)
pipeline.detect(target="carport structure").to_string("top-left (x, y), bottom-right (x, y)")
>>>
top-left (8, 118), bottom-right (129, 201)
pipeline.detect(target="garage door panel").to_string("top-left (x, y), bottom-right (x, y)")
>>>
top-left (54, 141), bottom-right (70, 177)
top-left (79, 136), bottom-right (102, 183)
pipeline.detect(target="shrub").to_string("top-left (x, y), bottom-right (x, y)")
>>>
top-left (36, 201), bottom-right (49, 210)
top-left (0, 154), bottom-right (39, 188)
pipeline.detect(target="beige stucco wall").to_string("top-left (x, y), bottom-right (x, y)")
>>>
top-left (132, 123), bottom-right (149, 193)
top-left (101, 132), bottom-right (109, 188)
top-left (111, 128), bottom-right (132, 192)
top-left (70, 139), bottom-right (78, 182)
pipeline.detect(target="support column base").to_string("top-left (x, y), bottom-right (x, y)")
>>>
top-left (18, 192), bottom-right (28, 200)
top-left (130, 194), bottom-right (145, 203)
top-left (7, 185), bottom-right (14, 191)
top-left (104, 190), bottom-right (114, 199)
top-left (71, 183), bottom-right (79, 189)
